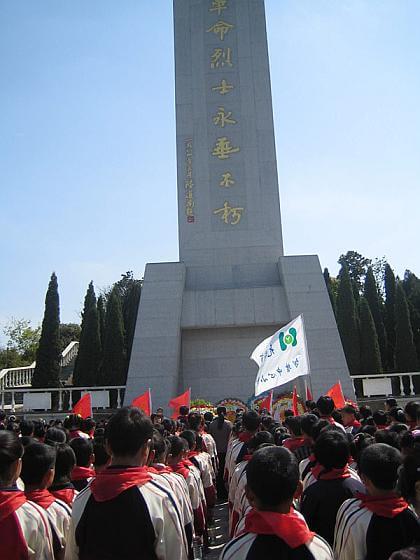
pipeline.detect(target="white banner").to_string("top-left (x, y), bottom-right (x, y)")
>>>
top-left (252, 315), bottom-right (310, 396)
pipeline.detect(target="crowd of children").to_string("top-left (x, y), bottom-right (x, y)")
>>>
top-left (0, 396), bottom-right (420, 559)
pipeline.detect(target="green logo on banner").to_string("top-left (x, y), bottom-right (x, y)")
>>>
top-left (279, 327), bottom-right (298, 351)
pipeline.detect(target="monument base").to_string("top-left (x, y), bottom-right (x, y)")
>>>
top-left (124, 255), bottom-right (355, 410)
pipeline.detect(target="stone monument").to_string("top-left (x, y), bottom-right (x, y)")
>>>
top-left (124, 0), bottom-right (355, 408)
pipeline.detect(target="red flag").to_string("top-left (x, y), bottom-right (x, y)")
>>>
top-left (305, 381), bottom-right (313, 402)
top-left (292, 386), bottom-right (299, 416)
top-left (131, 389), bottom-right (152, 416)
top-left (259, 390), bottom-right (273, 414)
top-left (73, 393), bottom-right (92, 419)
top-left (168, 388), bottom-right (191, 419)
top-left (326, 381), bottom-right (346, 409)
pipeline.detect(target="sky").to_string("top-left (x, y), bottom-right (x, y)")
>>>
top-left (1, 0), bottom-right (420, 340)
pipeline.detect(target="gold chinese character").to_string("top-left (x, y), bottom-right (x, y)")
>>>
top-left (212, 79), bottom-right (234, 95)
top-left (210, 47), bottom-right (233, 69)
top-left (209, 0), bottom-right (228, 16)
top-left (207, 20), bottom-right (234, 41)
top-left (220, 172), bottom-right (235, 188)
top-left (212, 137), bottom-right (240, 160)
top-left (214, 201), bottom-right (244, 225)
top-left (213, 106), bottom-right (237, 128)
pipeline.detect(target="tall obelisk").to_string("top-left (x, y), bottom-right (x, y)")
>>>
top-left (124, 0), bottom-right (355, 409)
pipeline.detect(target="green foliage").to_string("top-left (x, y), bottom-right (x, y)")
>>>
top-left (364, 267), bottom-right (387, 370)
top-left (384, 264), bottom-right (396, 370)
top-left (402, 271), bottom-right (420, 367)
top-left (359, 298), bottom-right (382, 374)
top-left (99, 288), bottom-right (126, 386)
top-left (73, 282), bottom-right (101, 387)
top-left (59, 323), bottom-right (81, 352)
top-left (323, 268), bottom-right (336, 315)
top-left (3, 318), bottom-right (40, 364)
top-left (336, 265), bottom-right (361, 374)
top-left (32, 273), bottom-right (61, 388)
top-left (394, 282), bottom-right (418, 373)
top-left (338, 251), bottom-right (371, 292)
top-left (97, 296), bottom-right (106, 348)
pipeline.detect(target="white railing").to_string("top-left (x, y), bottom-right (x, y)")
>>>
top-left (352, 372), bottom-right (420, 399)
top-left (0, 341), bottom-right (79, 390)
top-left (0, 385), bottom-right (125, 414)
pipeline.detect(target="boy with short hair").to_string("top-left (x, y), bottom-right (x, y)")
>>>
top-left (335, 443), bottom-right (420, 560)
top-left (283, 416), bottom-right (312, 461)
top-left (300, 430), bottom-right (364, 545)
top-left (341, 405), bottom-right (361, 435)
top-left (49, 444), bottom-right (78, 506)
top-left (316, 397), bottom-right (345, 431)
top-left (69, 438), bottom-right (95, 491)
top-left (21, 441), bottom-right (72, 554)
top-left (65, 407), bottom-right (188, 560)
top-left (221, 447), bottom-right (333, 559)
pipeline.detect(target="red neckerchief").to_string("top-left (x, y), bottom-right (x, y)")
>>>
top-left (408, 420), bottom-right (417, 431)
top-left (50, 487), bottom-right (76, 506)
top-left (187, 451), bottom-right (200, 458)
top-left (0, 490), bottom-right (27, 522)
top-left (244, 508), bottom-right (314, 549)
top-left (147, 467), bottom-right (159, 474)
top-left (283, 437), bottom-right (306, 452)
top-left (151, 464), bottom-right (172, 475)
top-left (90, 466), bottom-right (151, 502)
top-left (170, 462), bottom-right (190, 480)
top-left (376, 424), bottom-right (388, 430)
top-left (320, 416), bottom-right (335, 425)
top-left (69, 429), bottom-right (85, 440)
top-left (25, 489), bottom-right (56, 510)
top-left (183, 459), bottom-right (194, 468)
top-left (71, 466), bottom-right (96, 481)
top-left (346, 420), bottom-right (361, 429)
top-left (356, 492), bottom-right (409, 518)
top-left (311, 464), bottom-right (351, 480)
top-left (243, 454), bottom-right (253, 462)
top-left (239, 432), bottom-right (253, 443)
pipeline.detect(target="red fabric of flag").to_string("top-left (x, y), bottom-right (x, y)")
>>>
top-left (292, 386), bottom-right (299, 416)
top-left (132, 389), bottom-right (152, 416)
top-left (168, 388), bottom-right (191, 419)
top-left (326, 382), bottom-right (346, 409)
top-left (305, 384), bottom-right (313, 402)
top-left (73, 393), bottom-right (92, 419)
top-left (260, 390), bottom-right (273, 414)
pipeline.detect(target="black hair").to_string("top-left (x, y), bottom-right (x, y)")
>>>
top-left (314, 430), bottom-right (350, 469)
top-left (247, 446), bottom-right (299, 506)
top-left (305, 400), bottom-right (316, 410)
top-left (20, 420), bottom-right (34, 437)
top-left (400, 446), bottom-right (420, 503)
top-left (151, 430), bottom-right (168, 460)
top-left (342, 405), bottom-right (357, 415)
top-left (359, 405), bottom-right (372, 420)
top-left (82, 418), bottom-right (96, 434)
top-left (389, 547), bottom-right (420, 560)
top-left (105, 407), bottom-right (153, 457)
top-left (373, 410), bottom-right (388, 427)
top-left (405, 402), bottom-right (420, 422)
top-left (359, 443), bottom-right (402, 490)
top-left (180, 430), bottom-right (197, 450)
top-left (203, 412), bottom-right (213, 423)
top-left (93, 438), bottom-right (110, 469)
top-left (162, 418), bottom-right (175, 434)
top-left (261, 416), bottom-right (274, 431)
top-left (300, 414), bottom-right (319, 438)
top-left (316, 396), bottom-right (335, 416)
top-left (360, 425), bottom-right (377, 436)
top-left (0, 431), bottom-right (24, 484)
top-left (45, 427), bottom-right (67, 446)
top-left (20, 442), bottom-right (56, 486)
top-left (179, 406), bottom-right (189, 416)
top-left (64, 414), bottom-right (82, 430)
top-left (216, 407), bottom-right (227, 429)
top-left (70, 437), bottom-right (93, 467)
top-left (284, 409), bottom-right (295, 419)
top-left (53, 444), bottom-right (76, 484)
top-left (242, 410), bottom-right (261, 432)
top-left (7, 422), bottom-right (20, 434)
top-left (33, 421), bottom-right (46, 439)
top-left (386, 398), bottom-right (398, 408)
top-left (311, 419), bottom-right (331, 442)
top-left (248, 431), bottom-right (274, 452)
top-left (168, 435), bottom-right (186, 458)
top-left (375, 429), bottom-right (401, 449)
top-left (284, 416), bottom-right (302, 437)
top-left (187, 413), bottom-right (202, 432)
top-left (389, 423), bottom-right (409, 435)
top-left (389, 408), bottom-right (407, 424)
top-left (353, 433), bottom-right (375, 465)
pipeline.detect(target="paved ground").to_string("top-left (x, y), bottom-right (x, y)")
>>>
top-left (206, 501), bottom-right (229, 559)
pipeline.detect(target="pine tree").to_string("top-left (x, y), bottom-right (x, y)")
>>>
top-left (323, 268), bottom-right (336, 315)
top-left (122, 281), bottom-right (141, 369)
top-left (336, 265), bottom-right (361, 375)
top-left (99, 288), bottom-right (126, 386)
top-left (97, 295), bottom-right (106, 348)
top-left (395, 282), bottom-right (418, 373)
top-left (359, 298), bottom-right (382, 374)
top-left (73, 282), bottom-right (101, 387)
top-left (384, 264), bottom-right (396, 370)
top-left (364, 267), bottom-right (387, 371)
top-left (32, 273), bottom-right (61, 388)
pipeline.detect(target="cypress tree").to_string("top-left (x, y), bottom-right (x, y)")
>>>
top-left (122, 281), bottom-right (141, 370)
top-left (364, 267), bottom-right (387, 371)
top-left (73, 282), bottom-right (101, 387)
top-left (359, 298), bottom-right (382, 374)
top-left (97, 295), bottom-right (106, 348)
top-left (395, 283), bottom-right (418, 395)
top-left (323, 268), bottom-right (336, 315)
top-left (384, 264), bottom-right (396, 370)
top-left (32, 273), bottom-right (61, 388)
top-left (336, 265), bottom-right (361, 375)
top-left (99, 288), bottom-right (126, 386)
